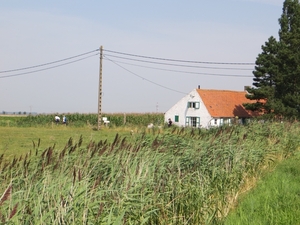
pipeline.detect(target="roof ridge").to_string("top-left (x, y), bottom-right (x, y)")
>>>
top-left (197, 89), bottom-right (247, 93)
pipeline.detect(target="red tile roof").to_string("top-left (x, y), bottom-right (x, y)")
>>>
top-left (196, 89), bottom-right (258, 118)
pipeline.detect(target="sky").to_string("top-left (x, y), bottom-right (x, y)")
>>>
top-left (0, 0), bottom-right (284, 114)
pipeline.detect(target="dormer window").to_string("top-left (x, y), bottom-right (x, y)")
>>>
top-left (187, 102), bottom-right (200, 109)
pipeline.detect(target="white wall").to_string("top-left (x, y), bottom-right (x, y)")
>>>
top-left (164, 89), bottom-right (213, 128)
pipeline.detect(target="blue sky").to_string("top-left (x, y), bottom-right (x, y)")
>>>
top-left (0, 0), bottom-right (283, 113)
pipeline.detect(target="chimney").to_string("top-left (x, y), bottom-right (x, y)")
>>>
top-left (198, 85), bottom-right (200, 89)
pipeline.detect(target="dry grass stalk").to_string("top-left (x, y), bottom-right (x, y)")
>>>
top-left (78, 169), bottom-right (82, 182)
top-left (98, 146), bottom-right (107, 157)
top-left (92, 176), bottom-right (101, 190)
top-left (37, 138), bottom-right (40, 148)
top-left (9, 203), bottom-right (18, 219)
top-left (67, 137), bottom-right (73, 147)
top-left (78, 135), bottom-right (83, 147)
top-left (68, 144), bottom-right (77, 154)
top-left (87, 140), bottom-right (95, 150)
top-left (90, 147), bottom-right (97, 158)
top-left (10, 158), bottom-right (17, 169)
top-left (59, 147), bottom-right (66, 160)
top-left (0, 211), bottom-right (4, 223)
top-left (120, 137), bottom-right (127, 148)
top-left (46, 147), bottom-right (53, 165)
top-left (96, 202), bottom-right (104, 219)
top-left (111, 133), bottom-right (119, 151)
top-left (73, 167), bottom-right (76, 185)
top-left (41, 148), bottom-right (47, 158)
top-left (0, 154), bottom-right (3, 164)
top-left (0, 184), bottom-right (12, 206)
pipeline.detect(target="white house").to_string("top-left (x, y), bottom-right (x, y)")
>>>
top-left (164, 87), bottom-right (258, 129)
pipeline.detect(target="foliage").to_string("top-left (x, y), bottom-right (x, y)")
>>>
top-left (0, 121), bottom-right (299, 224)
top-left (245, 0), bottom-right (300, 119)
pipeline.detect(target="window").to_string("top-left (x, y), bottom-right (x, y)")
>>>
top-left (186, 117), bottom-right (200, 127)
top-left (187, 102), bottom-right (200, 109)
top-left (186, 117), bottom-right (189, 126)
top-left (175, 115), bottom-right (179, 122)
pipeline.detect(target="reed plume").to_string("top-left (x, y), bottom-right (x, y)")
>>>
top-left (0, 184), bottom-right (12, 206)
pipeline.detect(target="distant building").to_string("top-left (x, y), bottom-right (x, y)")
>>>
top-left (164, 87), bottom-right (259, 128)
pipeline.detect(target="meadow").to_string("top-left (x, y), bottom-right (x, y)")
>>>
top-left (0, 114), bottom-right (299, 224)
top-left (224, 154), bottom-right (300, 224)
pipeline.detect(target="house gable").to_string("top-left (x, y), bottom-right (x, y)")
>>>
top-left (164, 89), bottom-right (211, 127)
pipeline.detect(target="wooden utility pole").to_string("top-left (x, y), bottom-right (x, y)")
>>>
top-left (98, 46), bottom-right (103, 130)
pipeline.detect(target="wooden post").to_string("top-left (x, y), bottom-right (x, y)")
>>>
top-left (98, 46), bottom-right (103, 130)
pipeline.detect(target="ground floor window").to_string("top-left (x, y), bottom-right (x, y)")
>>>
top-left (175, 115), bottom-right (179, 122)
top-left (213, 118), bottom-right (232, 126)
top-left (186, 117), bottom-right (200, 127)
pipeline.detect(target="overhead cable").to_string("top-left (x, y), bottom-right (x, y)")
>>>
top-left (0, 49), bottom-right (99, 74)
top-left (103, 53), bottom-right (254, 71)
top-left (104, 49), bottom-right (255, 65)
top-left (103, 58), bottom-right (253, 78)
top-left (0, 53), bottom-right (99, 79)
top-left (104, 55), bottom-right (188, 95)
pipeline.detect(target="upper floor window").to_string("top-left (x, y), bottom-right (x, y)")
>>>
top-left (187, 102), bottom-right (200, 109)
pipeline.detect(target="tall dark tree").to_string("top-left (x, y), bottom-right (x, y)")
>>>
top-left (276, 0), bottom-right (300, 117)
top-left (244, 36), bottom-right (279, 115)
top-left (245, 0), bottom-right (300, 119)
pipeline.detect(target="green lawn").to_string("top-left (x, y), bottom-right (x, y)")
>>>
top-left (224, 152), bottom-right (300, 224)
top-left (0, 126), bottom-right (133, 160)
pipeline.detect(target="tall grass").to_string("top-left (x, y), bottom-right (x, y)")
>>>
top-left (0, 121), bottom-right (299, 224)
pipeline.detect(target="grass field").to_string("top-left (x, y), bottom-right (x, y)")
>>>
top-left (224, 153), bottom-right (300, 224)
top-left (0, 117), bottom-right (300, 224)
top-left (0, 126), bottom-right (136, 160)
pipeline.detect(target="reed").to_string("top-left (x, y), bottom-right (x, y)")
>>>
top-left (0, 121), bottom-right (299, 224)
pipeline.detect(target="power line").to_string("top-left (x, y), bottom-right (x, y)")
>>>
top-left (104, 56), bottom-right (188, 95)
top-left (104, 49), bottom-right (255, 65)
top-left (0, 47), bottom-right (254, 81)
top-left (103, 53), bottom-right (254, 71)
top-left (0, 49), bottom-right (99, 74)
top-left (0, 53), bottom-right (99, 79)
top-left (103, 58), bottom-right (253, 78)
